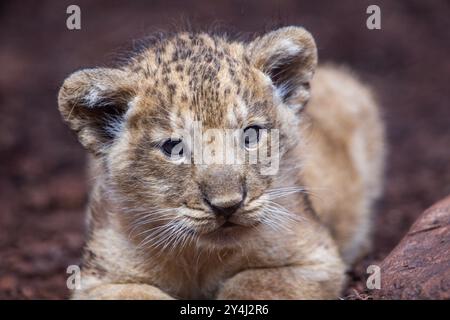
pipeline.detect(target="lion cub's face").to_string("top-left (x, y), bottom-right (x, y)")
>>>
top-left (58, 27), bottom-right (317, 248)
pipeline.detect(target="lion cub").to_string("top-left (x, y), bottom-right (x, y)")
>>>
top-left (58, 27), bottom-right (384, 299)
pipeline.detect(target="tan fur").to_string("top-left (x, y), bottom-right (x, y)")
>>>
top-left (58, 27), bottom-right (385, 299)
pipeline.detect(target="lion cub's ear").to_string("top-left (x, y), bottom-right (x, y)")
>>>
top-left (58, 68), bottom-right (136, 155)
top-left (248, 26), bottom-right (318, 111)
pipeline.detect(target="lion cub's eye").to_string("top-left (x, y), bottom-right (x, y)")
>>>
top-left (161, 138), bottom-right (184, 159)
top-left (243, 125), bottom-right (262, 149)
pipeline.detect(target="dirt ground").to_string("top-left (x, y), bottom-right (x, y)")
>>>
top-left (0, 0), bottom-right (449, 299)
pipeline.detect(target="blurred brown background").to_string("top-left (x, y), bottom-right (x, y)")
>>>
top-left (0, 0), bottom-right (449, 299)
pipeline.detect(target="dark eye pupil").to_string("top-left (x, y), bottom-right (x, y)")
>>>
top-left (243, 126), bottom-right (261, 148)
top-left (162, 139), bottom-right (184, 158)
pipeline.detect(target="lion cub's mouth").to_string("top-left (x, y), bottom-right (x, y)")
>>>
top-left (221, 221), bottom-right (238, 228)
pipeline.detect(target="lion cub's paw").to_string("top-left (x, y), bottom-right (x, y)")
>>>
top-left (72, 284), bottom-right (174, 300)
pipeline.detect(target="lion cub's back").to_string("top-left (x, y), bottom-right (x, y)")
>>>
top-left (301, 65), bottom-right (385, 264)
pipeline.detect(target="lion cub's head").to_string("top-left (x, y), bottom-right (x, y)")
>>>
top-left (58, 27), bottom-right (317, 249)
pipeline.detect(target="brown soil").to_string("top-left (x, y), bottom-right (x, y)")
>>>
top-left (0, 0), bottom-right (449, 299)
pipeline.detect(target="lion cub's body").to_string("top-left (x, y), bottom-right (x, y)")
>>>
top-left (59, 28), bottom-right (384, 299)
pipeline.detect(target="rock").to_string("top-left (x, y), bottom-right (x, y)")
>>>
top-left (374, 196), bottom-right (450, 299)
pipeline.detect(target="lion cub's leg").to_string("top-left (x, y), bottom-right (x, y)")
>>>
top-left (217, 241), bottom-right (346, 299)
top-left (217, 264), bottom-right (345, 300)
top-left (72, 283), bottom-right (174, 300)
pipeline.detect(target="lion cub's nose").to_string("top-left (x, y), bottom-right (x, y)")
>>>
top-left (205, 195), bottom-right (244, 219)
